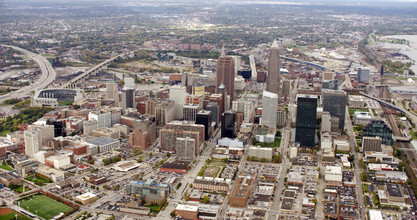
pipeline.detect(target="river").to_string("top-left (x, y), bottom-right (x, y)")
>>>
top-left (383, 35), bottom-right (417, 74)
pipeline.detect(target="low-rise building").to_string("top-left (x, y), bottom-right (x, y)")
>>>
top-left (85, 136), bottom-right (120, 153)
top-left (248, 146), bottom-right (273, 161)
top-left (36, 165), bottom-right (65, 182)
top-left (175, 204), bottom-right (198, 220)
top-left (375, 171), bottom-right (408, 183)
top-left (193, 177), bottom-right (230, 192)
top-left (325, 166), bottom-right (342, 185)
top-left (75, 192), bottom-right (98, 205)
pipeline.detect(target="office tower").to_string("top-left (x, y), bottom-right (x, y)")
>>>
top-left (129, 129), bottom-right (150, 150)
top-left (121, 88), bottom-right (135, 111)
top-left (322, 90), bottom-right (347, 130)
top-left (266, 39), bottom-right (280, 97)
top-left (363, 120), bottom-right (393, 145)
top-left (205, 102), bottom-right (219, 123)
top-left (322, 70), bottom-right (335, 81)
top-left (362, 136), bottom-right (382, 152)
top-left (183, 104), bottom-right (199, 122)
top-left (282, 80), bottom-right (290, 99)
top-left (216, 51), bottom-right (235, 101)
top-left (105, 82), bottom-right (119, 103)
top-left (295, 95), bottom-right (318, 147)
top-left (176, 137), bottom-right (196, 160)
top-left (322, 80), bottom-right (338, 90)
top-left (221, 110), bottom-right (236, 138)
top-left (192, 83), bottom-right (205, 96)
top-left (261, 91), bottom-right (278, 128)
top-left (232, 99), bottom-right (255, 123)
top-left (276, 109), bottom-right (286, 127)
top-left (321, 111), bottom-right (331, 133)
top-left (195, 110), bottom-right (212, 140)
top-left (358, 67), bottom-right (370, 83)
top-left (230, 56), bottom-right (241, 76)
top-left (169, 86), bottom-right (187, 120)
top-left (209, 94), bottom-right (224, 122)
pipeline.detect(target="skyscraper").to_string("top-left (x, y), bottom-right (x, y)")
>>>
top-left (266, 39), bottom-right (280, 97)
top-left (282, 80), bottom-right (290, 99)
top-left (322, 90), bottom-right (347, 130)
top-left (105, 82), bottom-right (119, 103)
top-left (221, 110), bottom-right (236, 138)
top-left (121, 88), bottom-right (135, 112)
top-left (295, 95), bottom-right (318, 147)
top-left (261, 91), bottom-right (278, 128)
top-left (216, 50), bottom-right (235, 101)
top-left (169, 86), bottom-right (187, 120)
top-left (195, 110), bottom-right (212, 141)
top-left (358, 67), bottom-right (370, 83)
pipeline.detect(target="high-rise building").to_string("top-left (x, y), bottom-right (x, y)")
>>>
top-left (24, 125), bottom-right (54, 156)
top-left (295, 95), bottom-right (318, 147)
top-left (169, 86), bottom-right (187, 120)
top-left (266, 39), bottom-right (280, 97)
top-left (221, 110), bottom-right (236, 138)
top-left (322, 70), bottom-right (335, 81)
top-left (277, 109), bottom-right (286, 127)
top-left (363, 120), bottom-right (393, 145)
top-left (322, 90), bottom-right (347, 130)
top-left (24, 129), bottom-right (41, 157)
top-left (129, 129), bottom-right (150, 150)
top-left (183, 104), bottom-right (199, 122)
top-left (176, 137), bottom-right (196, 160)
top-left (282, 80), bottom-right (290, 99)
top-left (195, 110), bottom-right (212, 141)
top-left (321, 111), bottom-right (331, 133)
top-left (105, 82), bottom-right (119, 103)
top-left (121, 88), bottom-right (135, 112)
top-left (261, 91), bottom-right (278, 128)
top-left (362, 136), bottom-right (382, 152)
top-left (216, 52), bottom-right (235, 101)
top-left (358, 67), bottom-right (370, 83)
top-left (205, 102), bottom-right (219, 124)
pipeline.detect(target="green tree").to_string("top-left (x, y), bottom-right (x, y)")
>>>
top-left (201, 195), bottom-right (210, 204)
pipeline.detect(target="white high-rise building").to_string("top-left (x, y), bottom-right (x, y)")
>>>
top-left (321, 111), bottom-right (331, 133)
top-left (169, 86), bottom-right (187, 120)
top-left (261, 91), bottom-right (278, 128)
top-left (24, 129), bottom-right (41, 157)
top-left (24, 125), bottom-right (54, 157)
top-left (105, 83), bottom-right (119, 103)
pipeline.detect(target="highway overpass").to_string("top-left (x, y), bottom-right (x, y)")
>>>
top-left (0, 45), bottom-right (57, 103)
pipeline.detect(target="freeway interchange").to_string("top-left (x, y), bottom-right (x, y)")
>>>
top-left (0, 45), bottom-right (56, 103)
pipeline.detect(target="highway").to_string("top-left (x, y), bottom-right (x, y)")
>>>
top-left (0, 45), bottom-right (57, 103)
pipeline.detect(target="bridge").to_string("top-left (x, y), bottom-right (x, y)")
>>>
top-left (281, 56), bottom-right (342, 74)
top-left (359, 92), bottom-right (404, 113)
top-left (62, 52), bottom-right (131, 88)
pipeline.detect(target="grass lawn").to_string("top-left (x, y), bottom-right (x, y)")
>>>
top-left (0, 164), bottom-right (13, 171)
top-left (145, 204), bottom-right (162, 213)
top-left (24, 175), bottom-right (52, 186)
top-left (273, 138), bottom-right (281, 147)
top-left (0, 208), bottom-right (31, 220)
top-left (19, 195), bottom-right (72, 220)
top-left (15, 185), bottom-right (31, 194)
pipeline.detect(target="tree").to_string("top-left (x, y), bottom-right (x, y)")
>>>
top-left (201, 195), bottom-right (210, 204)
top-left (137, 156), bottom-right (143, 163)
top-left (361, 171), bottom-right (367, 182)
